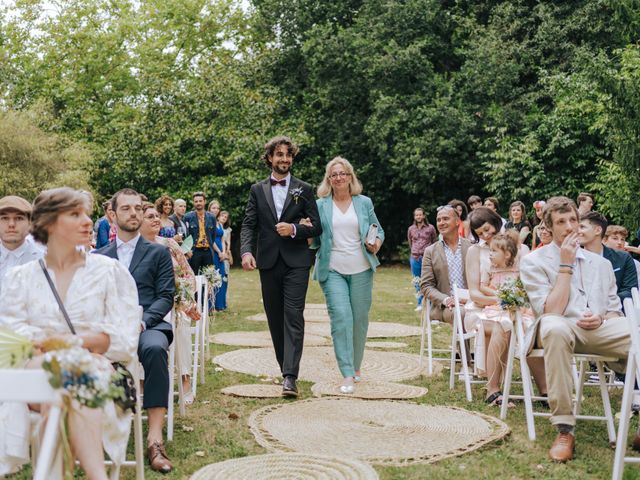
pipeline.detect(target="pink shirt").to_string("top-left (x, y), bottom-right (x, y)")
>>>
top-left (408, 223), bottom-right (437, 259)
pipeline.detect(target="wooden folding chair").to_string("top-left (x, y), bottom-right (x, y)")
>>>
top-left (419, 299), bottom-right (452, 375)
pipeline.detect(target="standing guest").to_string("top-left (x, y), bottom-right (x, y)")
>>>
top-left (467, 195), bottom-right (482, 211)
top-left (531, 200), bottom-right (546, 249)
top-left (0, 196), bottom-right (43, 289)
top-left (505, 200), bottom-right (532, 245)
top-left (578, 211), bottom-right (637, 305)
top-left (208, 199), bottom-right (221, 217)
top-left (169, 198), bottom-right (188, 243)
top-left (95, 188), bottom-right (176, 473)
top-left (241, 135), bottom-right (322, 397)
top-left (577, 192), bottom-right (594, 216)
top-left (448, 199), bottom-right (470, 239)
top-left (407, 207), bottom-right (436, 311)
top-left (140, 203), bottom-right (200, 405)
top-left (218, 210), bottom-right (232, 304)
top-left (604, 225), bottom-right (640, 285)
top-left (419, 205), bottom-right (471, 325)
top-left (534, 221), bottom-right (553, 249)
top-left (95, 200), bottom-right (115, 249)
top-left (310, 157), bottom-right (384, 393)
top-left (484, 196), bottom-right (507, 226)
top-left (212, 209), bottom-right (228, 311)
top-left (520, 196), bottom-right (630, 463)
top-left (183, 192), bottom-right (221, 274)
top-left (154, 195), bottom-right (178, 241)
top-left (0, 188), bottom-right (139, 479)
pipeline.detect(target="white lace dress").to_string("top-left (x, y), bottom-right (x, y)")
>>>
top-left (0, 253), bottom-right (140, 475)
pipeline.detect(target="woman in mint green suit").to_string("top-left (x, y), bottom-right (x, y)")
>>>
top-left (310, 156), bottom-right (384, 393)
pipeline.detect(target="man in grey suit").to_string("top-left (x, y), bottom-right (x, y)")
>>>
top-left (0, 195), bottom-right (43, 290)
top-left (95, 188), bottom-right (176, 473)
top-left (520, 196), bottom-right (630, 463)
top-left (420, 205), bottom-right (471, 324)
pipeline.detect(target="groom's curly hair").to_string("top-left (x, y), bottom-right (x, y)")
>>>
top-left (262, 136), bottom-right (299, 168)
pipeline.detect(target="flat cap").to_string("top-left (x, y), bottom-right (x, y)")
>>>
top-left (0, 195), bottom-right (32, 215)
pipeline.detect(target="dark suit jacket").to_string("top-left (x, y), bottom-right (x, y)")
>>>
top-left (95, 236), bottom-right (175, 333)
top-left (183, 211), bottom-right (217, 255)
top-left (240, 176), bottom-right (322, 270)
top-left (603, 245), bottom-right (638, 304)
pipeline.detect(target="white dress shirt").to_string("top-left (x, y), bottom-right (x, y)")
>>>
top-left (115, 234), bottom-right (141, 270)
top-left (0, 241), bottom-right (43, 291)
top-left (271, 173), bottom-right (290, 220)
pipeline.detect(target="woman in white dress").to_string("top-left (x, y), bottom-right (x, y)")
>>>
top-left (0, 188), bottom-right (140, 479)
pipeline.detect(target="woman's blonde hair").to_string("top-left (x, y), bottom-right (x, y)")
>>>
top-left (317, 156), bottom-right (363, 198)
top-left (31, 187), bottom-right (92, 244)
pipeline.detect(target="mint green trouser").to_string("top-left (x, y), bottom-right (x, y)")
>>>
top-left (320, 269), bottom-right (374, 378)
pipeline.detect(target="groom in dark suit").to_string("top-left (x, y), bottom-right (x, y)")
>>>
top-left (95, 188), bottom-right (176, 473)
top-left (241, 136), bottom-right (322, 397)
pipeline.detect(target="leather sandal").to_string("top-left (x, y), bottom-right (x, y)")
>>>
top-left (147, 441), bottom-right (173, 473)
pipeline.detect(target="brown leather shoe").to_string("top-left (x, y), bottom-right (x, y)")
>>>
top-left (549, 432), bottom-right (575, 463)
top-left (632, 433), bottom-right (640, 452)
top-left (147, 441), bottom-right (173, 473)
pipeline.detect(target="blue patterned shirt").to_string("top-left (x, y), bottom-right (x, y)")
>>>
top-left (443, 238), bottom-right (465, 293)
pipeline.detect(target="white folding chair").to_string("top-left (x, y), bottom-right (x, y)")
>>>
top-left (612, 295), bottom-right (640, 479)
top-left (449, 286), bottom-right (480, 401)
top-left (419, 299), bottom-right (452, 375)
top-left (501, 310), bottom-right (617, 443)
top-left (200, 277), bottom-right (209, 383)
top-left (166, 310), bottom-right (176, 440)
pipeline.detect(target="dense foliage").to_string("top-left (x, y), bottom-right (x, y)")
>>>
top-left (1, 0), bottom-right (639, 255)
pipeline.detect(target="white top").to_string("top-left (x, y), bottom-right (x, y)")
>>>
top-left (116, 234), bottom-right (140, 270)
top-left (329, 202), bottom-right (370, 275)
top-left (0, 253), bottom-right (141, 472)
top-left (271, 173), bottom-right (291, 220)
top-left (0, 241), bottom-right (43, 289)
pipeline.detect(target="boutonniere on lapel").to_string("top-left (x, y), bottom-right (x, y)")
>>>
top-left (290, 186), bottom-right (304, 205)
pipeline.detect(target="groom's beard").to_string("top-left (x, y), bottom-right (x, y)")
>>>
top-left (272, 163), bottom-right (291, 175)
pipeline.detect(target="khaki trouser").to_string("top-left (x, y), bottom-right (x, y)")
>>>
top-left (538, 314), bottom-right (630, 426)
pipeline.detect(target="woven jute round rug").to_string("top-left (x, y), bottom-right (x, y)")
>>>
top-left (249, 398), bottom-right (510, 466)
top-left (305, 322), bottom-right (422, 338)
top-left (246, 311), bottom-right (330, 323)
top-left (311, 380), bottom-right (427, 399)
top-left (190, 453), bottom-right (379, 480)
top-left (211, 331), bottom-right (330, 347)
top-left (365, 341), bottom-right (407, 349)
top-left (213, 347), bottom-right (432, 383)
top-left (221, 384), bottom-right (284, 398)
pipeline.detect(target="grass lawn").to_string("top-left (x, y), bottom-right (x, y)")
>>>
top-left (13, 265), bottom-right (640, 479)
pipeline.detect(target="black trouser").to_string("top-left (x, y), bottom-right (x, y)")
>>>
top-left (189, 248), bottom-right (213, 274)
top-left (259, 259), bottom-right (310, 379)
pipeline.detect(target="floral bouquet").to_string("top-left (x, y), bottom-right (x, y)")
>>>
top-left (42, 347), bottom-right (124, 409)
top-left (201, 264), bottom-right (223, 306)
top-left (0, 326), bottom-right (33, 368)
top-left (174, 265), bottom-right (200, 321)
top-left (496, 277), bottom-right (530, 311)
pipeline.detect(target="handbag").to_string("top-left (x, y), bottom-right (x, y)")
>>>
top-left (39, 259), bottom-right (137, 412)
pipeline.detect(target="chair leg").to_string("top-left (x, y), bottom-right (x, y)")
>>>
top-left (613, 355), bottom-right (636, 480)
top-left (134, 402), bottom-right (145, 480)
top-left (449, 317), bottom-right (457, 390)
top-left (457, 324), bottom-right (472, 402)
top-left (574, 360), bottom-right (587, 416)
top-left (34, 406), bottom-right (62, 480)
top-left (167, 341), bottom-right (175, 442)
top-left (596, 361), bottom-right (617, 445)
top-left (419, 308), bottom-right (426, 369)
top-left (500, 328), bottom-right (516, 420)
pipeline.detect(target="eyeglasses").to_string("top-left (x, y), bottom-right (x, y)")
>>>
top-left (329, 172), bottom-right (351, 180)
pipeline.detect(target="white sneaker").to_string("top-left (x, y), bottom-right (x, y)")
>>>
top-left (340, 385), bottom-right (355, 394)
top-left (414, 305), bottom-right (422, 311)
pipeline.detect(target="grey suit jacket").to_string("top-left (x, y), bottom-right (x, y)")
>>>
top-left (420, 239), bottom-right (471, 320)
top-left (520, 243), bottom-right (622, 352)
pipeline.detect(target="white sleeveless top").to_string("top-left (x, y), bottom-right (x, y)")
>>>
top-left (329, 202), bottom-right (370, 275)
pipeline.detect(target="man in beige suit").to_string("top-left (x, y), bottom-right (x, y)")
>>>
top-left (420, 205), bottom-right (471, 324)
top-left (520, 196), bottom-right (630, 463)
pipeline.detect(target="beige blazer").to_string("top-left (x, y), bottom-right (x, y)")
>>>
top-left (519, 243), bottom-right (622, 352)
top-left (420, 239), bottom-right (471, 320)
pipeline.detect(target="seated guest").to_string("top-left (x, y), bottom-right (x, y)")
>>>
top-left (0, 187), bottom-right (139, 479)
top-left (604, 225), bottom-right (640, 285)
top-left (576, 192), bottom-right (594, 216)
top-left (154, 195), bottom-right (178, 241)
top-left (0, 195), bottom-right (43, 289)
top-left (534, 220), bottom-right (553, 250)
top-left (483, 196), bottom-right (507, 226)
top-left (95, 200), bottom-right (115, 249)
top-left (96, 189), bottom-right (176, 473)
top-left (140, 203), bottom-right (200, 405)
top-left (520, 196), bottom-right (630, 462)
top-left (420, 205), bottom-right (470, 325)
top-left (467, 195), bottom-right (482, 211)
top-left (578, 212), bottom-right (637, 305)
top-left (448, 199), bottom-right (470, 239)
top-left (505, 200), bottom-right (532, 245)
top-left (530, 200), bottom-right (546, 249)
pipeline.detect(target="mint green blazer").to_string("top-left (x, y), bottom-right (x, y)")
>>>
top-left (311, 194), bottom-right (385, 282)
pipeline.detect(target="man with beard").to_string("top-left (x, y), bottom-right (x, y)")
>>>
top-left (95, 188), bottom-right (176, 473)
top-left (183, 192), bottom-right (219, 274)
top-left (241, 136), bottom-right (322, 397)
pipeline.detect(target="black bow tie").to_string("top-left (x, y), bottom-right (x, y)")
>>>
top-left (270, 178), bottom-right (287, 186)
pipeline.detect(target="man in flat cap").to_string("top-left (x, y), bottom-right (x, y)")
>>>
top-left (0, 195), bottom-right (43, 290)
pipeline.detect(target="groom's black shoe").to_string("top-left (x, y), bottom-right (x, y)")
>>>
top-left (282, 376), bottom-right (298, 398)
